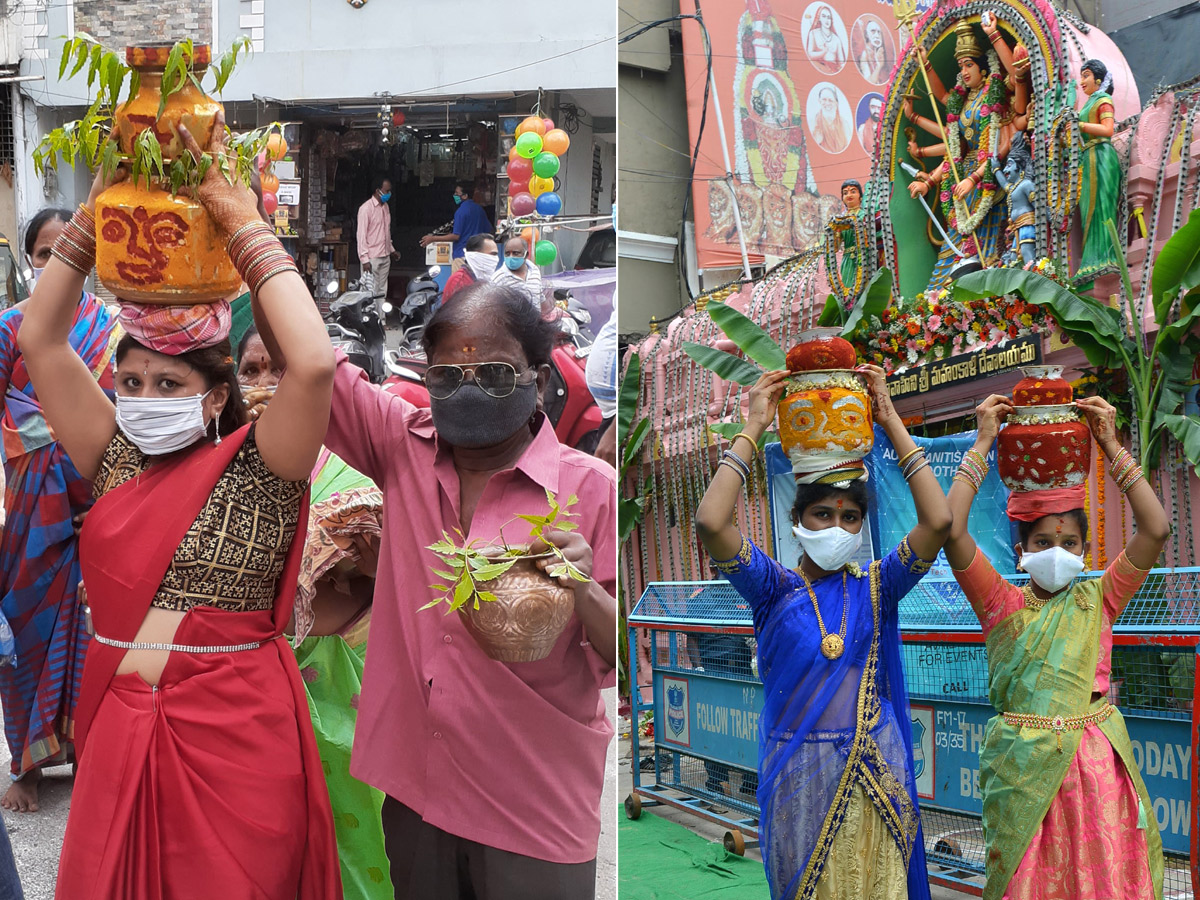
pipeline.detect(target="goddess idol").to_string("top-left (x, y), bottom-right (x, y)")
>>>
top-left (904, 20), bottom-right (1014, 292)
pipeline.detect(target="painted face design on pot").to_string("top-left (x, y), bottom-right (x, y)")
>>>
top-left (782, 390), bottom-right (871, 452)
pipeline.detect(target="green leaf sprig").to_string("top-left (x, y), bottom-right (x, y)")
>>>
top-left (422, 489), bottom-right (591, 614)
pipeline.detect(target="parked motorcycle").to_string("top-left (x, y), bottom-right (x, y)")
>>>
top-left (325, 288), bottom-right (389, 383)
top-left (549, 289), bottom-right (595, 351)
top-left (395, 267), bottom-right (442, 354)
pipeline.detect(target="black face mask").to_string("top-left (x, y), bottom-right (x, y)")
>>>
top-left (429, 381), bottom-right (538, 449)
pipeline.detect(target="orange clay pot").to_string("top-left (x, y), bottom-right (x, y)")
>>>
top-left (95, 182), bottom-right (242, 304)
top-left (113, 44), bottom-right (219, 160)
top-left (1012, 365), bottom-right (1073, 406)
top-left (775, 371), bottom-right (873, 471)
top-left (785, 327), bottom-right (858, 372)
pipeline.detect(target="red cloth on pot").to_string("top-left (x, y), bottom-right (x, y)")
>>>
top-left (117, 300), bottom-right (232, 354)
top-left (1006, 485), bottom-right (1087, 521)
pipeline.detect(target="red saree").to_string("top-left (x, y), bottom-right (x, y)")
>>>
top-left (57, 426), bottom-right (342, 900)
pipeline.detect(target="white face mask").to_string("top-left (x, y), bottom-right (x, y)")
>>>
top-left (792, 522), bottom-right (863, 572)
top-left (116, 391), bottom-right (213, 457)
top-left (464, 251), bottom-right (498, 281)
top-left (1019, 546), bottom-right (1085, 594)
top-left (27, 266), bottom-right (43, 286)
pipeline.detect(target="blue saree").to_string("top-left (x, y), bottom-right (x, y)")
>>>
top-left (713, 536), bottom-right (933, 900)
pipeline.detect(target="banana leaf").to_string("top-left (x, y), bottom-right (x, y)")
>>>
top-left (682, 341), bottom-right (763, 386)
top-left (1152, 300), bottom-right (1200, 355)
top-left (618, 495), bottom-right (646, 545)
top-left (953, 267), bottom-right (1131, 368)
top-left (1151, 208), bottom-right (1200, 323)
top-left (817, 294), bottom-right (842, 327)
top-left (705, 301), bottom-right (786, 370)
top-left (1162, 413), bottom-right (1200, 477)
top-left (621, 418), bottom-right (651, 478)
top-left (842, 268), bottom-right (893, 339)
top-left (617, 352), bottom-right (641, 446)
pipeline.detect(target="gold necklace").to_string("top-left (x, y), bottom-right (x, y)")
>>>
top-left (799, 569), bottom-right (849, 660)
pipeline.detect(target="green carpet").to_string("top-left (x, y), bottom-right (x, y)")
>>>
top-left (618, 805), bottom-right (770, 898)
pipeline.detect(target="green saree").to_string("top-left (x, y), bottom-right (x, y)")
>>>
top-left (1075, 90), bottom-right (1122, 283)
top-left (978, 575), bottom-right (1162, 900)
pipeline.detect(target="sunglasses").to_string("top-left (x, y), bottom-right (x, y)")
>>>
top-left (424, 362), bottom-right (536, 400)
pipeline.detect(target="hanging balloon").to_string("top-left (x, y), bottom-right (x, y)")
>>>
top-left (533, 240), bottom-right (557, 266)
top-left (530, 175), bottom-right (556, 197)
top-left (521, 226), bottom-right (540, 246)
top-left (511, 192), bottom-right (536, 216)
top-left (263, 192), bottom-right (279, 215)
top-left (515, 132), bottom-right (543, 159)
top-left (507, 156), bottom-right (533, 182)
top-left (542, 118), bottom-right (556, 133)
top-left (508, 144), bottom-right (521, 163)
top-left (531, 151), bottom-right (561, 179)
top-left (535, 192), bottom-right (562, 216)
top-left (508, 177), bottom-right (530, 195)
top-left (515, 116), bottom-right (547, 138)
top-left (542, 129), bottom-right (570, 156)
top-left (260, 171), bottom-right (280, 194)
top-left (391, 109), bottom-right (406, 127)
top-left (266, 133), bottom-right (289, 161)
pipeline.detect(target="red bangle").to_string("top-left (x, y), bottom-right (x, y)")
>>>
top-left (51, 206), bottom-right (97, 274)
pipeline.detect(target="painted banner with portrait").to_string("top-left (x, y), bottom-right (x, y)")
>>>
top-left (681, 0), bottom-right (932, 270)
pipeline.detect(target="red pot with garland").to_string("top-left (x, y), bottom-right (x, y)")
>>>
top-left (785, 327), bottom-right (858, 371)
top-left (997, 368), bottom-right (1091, 491)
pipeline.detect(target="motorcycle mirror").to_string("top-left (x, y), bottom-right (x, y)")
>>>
top-left (382, 302), bottom-right (394, 314)
top-left (428, 265), bottom-right (441, 277)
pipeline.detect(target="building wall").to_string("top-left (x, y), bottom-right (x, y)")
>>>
top-left (74, 1), bottom-right (213, 47)
top-left (617, 0), bottom-right (691, 333)
top-left (1095, 0), bottom-right (1193, 32)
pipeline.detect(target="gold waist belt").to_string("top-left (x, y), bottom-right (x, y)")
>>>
top-left (1002, 703), bottom-right (1114, 752)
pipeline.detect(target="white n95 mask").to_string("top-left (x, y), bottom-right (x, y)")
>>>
top-left (792, 523), bottom-right (863, 572)
top-left (1019, 546), bottom-right (1085, 594)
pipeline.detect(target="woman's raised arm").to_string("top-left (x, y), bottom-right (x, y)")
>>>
top-left (179, 116), bottom-right (334, 482)
top-left (16, 167), bottom-right (124, 481)
top-left (945, 395), bottom-right (1012, 570)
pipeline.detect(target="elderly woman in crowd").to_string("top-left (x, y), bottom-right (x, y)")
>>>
top-left (0, 206), bottom-right (118, 814)
top-left (324, 280), bottom-right (616, 899)
top-left (17, 117), bottom-right (341, 898)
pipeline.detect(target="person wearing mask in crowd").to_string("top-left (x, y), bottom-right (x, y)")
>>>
top-left (585, 311), bottom-right (618, 469)
top-left (695, 366), bottom-right (948, 900)
top-left (323, 281), bottom-right (616, 898)
top-left (19, 118), bottom-right (341, 897)
top-left (442, 233), bottom-right (498, 303)
top-left (0, 207), bottom-right (119, 814)
top-left (357, 178), bottom-right (398, 315)
top-left (491, 235), bottom-right (543, 307)
top-left (420, 183), bottom-right (493, 268)
top-left (239, 326), bottom-right (392, 899)
top-left (944, 394), bottom-right (1167, 900)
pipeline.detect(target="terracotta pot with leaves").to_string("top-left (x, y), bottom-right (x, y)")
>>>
top-left (953, 213), bottom-right (1200, 477)
top-left (424, 490), bottom-right (591, 662)
top-left (35, 35), bottom-right (274, 304)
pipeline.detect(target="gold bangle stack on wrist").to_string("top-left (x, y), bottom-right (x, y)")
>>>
top-left (1109, 447), bottom-right (1143, 494)
top-left (51, 205), bottom-right (97, 274)
top-left (731, 431), bottom-right (757, 455)
top-left (899, 446), bottom-right (929, 482)
top-left (227, 221), bottom-right (298, 294)
top-left (954, 447), bottom-right (989, 492)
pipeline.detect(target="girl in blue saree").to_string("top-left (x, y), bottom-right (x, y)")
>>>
top-left (696, 365), bottom-right (951, 900)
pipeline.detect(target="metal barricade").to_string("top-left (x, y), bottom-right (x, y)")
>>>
top-left (627, 570), bottom-right (1200, 894)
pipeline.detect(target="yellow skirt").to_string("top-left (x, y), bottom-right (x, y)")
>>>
top-left (814, 783), bottom-right (908, 900)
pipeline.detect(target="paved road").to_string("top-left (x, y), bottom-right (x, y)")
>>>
top-left (0, 688), bottom-right (618, 900)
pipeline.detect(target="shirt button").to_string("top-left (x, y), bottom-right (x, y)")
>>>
top-left (433, 731), bottom-right (442, 740)
top-left (443, 635), bottom-right (452, 644)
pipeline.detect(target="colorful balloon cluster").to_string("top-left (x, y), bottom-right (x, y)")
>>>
top-left (507, 115), bottom-right (570, 266)
top-left (257, 132), bottom-right (289, 217)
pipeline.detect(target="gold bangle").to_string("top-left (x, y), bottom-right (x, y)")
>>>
top-left (731, 432), bottom-right (758, 454)
top-left (898, 446), bottom-right (922, 466)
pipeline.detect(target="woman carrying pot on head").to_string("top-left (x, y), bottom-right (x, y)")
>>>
top-left (323, 280), bottom-right (616, 899)
top-left (18, 116), bottom-right (341, 898)
top-left (442, 233), bottom-right (498, 303)
top-left (490, 234), bottom-right (544, 307)
top-left (239, 324), bottom-right (393, 899)
top-left (695, 365), bottom-right (949, 900)
top-left (944, 394), bottom-right (1168, 900)
top-left (0, 206), bottom-right (119, 815)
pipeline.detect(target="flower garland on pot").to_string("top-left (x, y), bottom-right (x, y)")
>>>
top-left (940, 47), bottom-right (1006, 241)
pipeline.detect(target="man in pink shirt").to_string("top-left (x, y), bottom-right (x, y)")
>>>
top-left (357, 179), bottom-right (398, 315)
top-left (324, 281), bottom-right (616, 898)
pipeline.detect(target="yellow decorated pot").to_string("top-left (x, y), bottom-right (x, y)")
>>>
top-left (776, 370), bottom-right (873, 474)
top-left (95, 182), bottom-right (241, 304)
top-left (113, 44), bottom-right (220, 160)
